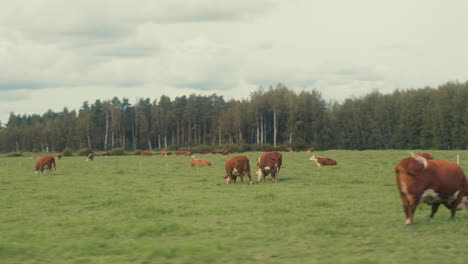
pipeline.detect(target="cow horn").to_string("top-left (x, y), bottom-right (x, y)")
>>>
top-left (408, 152), bottom-right (416, 158)
top-left (413, 155), bottom-right (428, 169)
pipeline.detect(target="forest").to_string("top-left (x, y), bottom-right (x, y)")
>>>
top-left (1, 81), bottom-right (467, 153)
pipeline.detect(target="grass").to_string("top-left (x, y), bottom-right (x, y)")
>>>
top-left (0, 150), bottom-right (467, 264)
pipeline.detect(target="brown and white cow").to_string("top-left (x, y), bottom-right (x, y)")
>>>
top-left (219, 150), bottom-right (230, 156)
top-left (34, 156), bottom-right (56, 175)
top-left (101, 152), bottom-right (110, 157)
top-left (307, 147), bottom-right (315, 153)
top-left (283, 147), bottom-right (293, 152)
top-left (255, 152), bottom-right (282, 183)
top-left (309, 155), bottom-right (337, 166)
top-left (87, 153), bottom-right (94, 161)
top-left (224, 156), bottom-right (252, 184)
top-left (141, 151), bottom-right (155, 157)
top-left (160, 151), bottom-right (171, 156)
top-left (55, 154), bottom-right (62, 159)
top-left (191, 156), bottom-right (212, 167)
top-left (395, 155), bottom-right (466, 226)
top-left (176, 150), bottom-right (191, 156)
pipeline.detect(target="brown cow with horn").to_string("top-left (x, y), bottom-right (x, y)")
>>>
top-left (34, 156), bottom-right (56, 175)
top-left (224, 156), bottom-right (252, 184)
top-left (395, 153), bottom-right (466, 226)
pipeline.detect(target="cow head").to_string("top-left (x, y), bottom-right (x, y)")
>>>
top-left (309, 155), bottom-right (318, 161)
top-left (224, 174), bottom-right (236, 184)
top-left (255, 166), bottom-right (270, 181)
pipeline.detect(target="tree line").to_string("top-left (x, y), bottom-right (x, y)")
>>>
top-left (1, 81), bottom-right (467, 153)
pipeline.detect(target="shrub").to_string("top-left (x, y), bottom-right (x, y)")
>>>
top-left (78, 148), bottom-right (93, 156)
top-left (134, 149), bottom-right (142, 155)
top-left (110, 148), bottom-right (125, 155)
top-left (63, 148), bottom-right (74, 156)
top-left (6, 152), bottom-right (22, 157)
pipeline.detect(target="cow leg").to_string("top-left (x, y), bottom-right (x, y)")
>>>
top-left (240, 173), bottom-right (244, 184)
top-left (247, 172), bottom-right (253, 184)
top-left (429, 203), bottom-right (441, 220)
top-left (449, 193), bottom-right (464, 219)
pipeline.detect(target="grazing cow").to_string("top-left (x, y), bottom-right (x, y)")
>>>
top-left (101, 152), bottom-right (110, 157)
top-left (395, 155), bottom-right (466, 226)
top-left (283, 147), bottom-right (293, 152)
top-left (176, 150), bottom-right (192, 156)
top-left (34, 156), bottom-right (56, 175)
top-left (255, 152), bottom-right (283, 183)
top-left (160, 151), bottom-right (171, 156)
top-left (416, 153), bottom-right (434, 160)
top-left (87, 153), bottom-right (94, 161)
top-left (55, 154), bottom-right (62, 159)
top-left (307, 147), bottom-right (315, 153)
top-left (191, 156), bottom-right (212, 167)
top-left (219, 150), bottom-right (230, 156)
top-left (309, 155), bottom-right (337, 166)
top-left (141, 151), bottom-right (155, 157)
top-left (224, 156), bottom-right (252, 184)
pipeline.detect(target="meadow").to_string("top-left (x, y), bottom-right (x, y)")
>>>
top-left (1, 150), bottom-right (467, 264)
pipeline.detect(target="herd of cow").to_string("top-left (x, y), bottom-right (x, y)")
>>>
top-left (30, 150), bottom-right (467, 226)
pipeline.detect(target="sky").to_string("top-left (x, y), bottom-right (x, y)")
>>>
top-left (1, 0), bottom-right (468, 123)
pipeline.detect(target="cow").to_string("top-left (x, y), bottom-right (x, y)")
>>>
top-left (416, 153), bottom-right (434, 160)
top-left (191, 156), bottom-right (212, 167)
top-left (395, 155), bottom-right (466, 226)
top-left (87, 153), bottom-right (94, 161)
top-left (141, 151), bottom-right (155, 157)
top-left (34, 156), bottom-right (56, 175)
top-left (224, 156), bottom-right (252, 184)
top-left (307, 147), bottom-right (315, 153)
top-left (55, 154), bottom-right (62, 159)
top-left (160, 151), bottom-right (171, 156)
top-left (176, 150), bottom-right (191, 156)
top-left (255, 152), bottom-right (282, 183)
top-left (219, 150), bottom-right (230, 156)
top-left (283, 147), bottom-right (293, 152)
top-left (101, 152), bottom-right (110, 157)
top-left (309, 155), bottom-right (337, 166)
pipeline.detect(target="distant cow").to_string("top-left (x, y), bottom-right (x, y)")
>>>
top-left (141, 151), bottom-right (154, 157)
top-left (307, 147), bottom-right (315, 153)
top-left (87, 153), bottom-right (94, 161)
top-left (416, 153), bottom-right (434, 160)
top-left (219, 150), bottom-right (230, 156)
top-left (309, 155), bottom-right (337, 166)
top-left (395, 155), bottom-right (466, 226)
top-left (160, 151), bottom-right (171, 156)
top-left (283, 147), bottom-right (293, 152)
top-left (176, 150), bottom-right (191, 156)
top-left (55, 154), bottom-right (62, 159)
top-left (34, 156), bottom-right (56, 175)
top-left (224, 156), bottom-right (252, 184)
top-left (191, 156), bottom-right (212, 167)
top-left (101, 152), bottom-right (110, 157)
top-left (255, 152), bottom-right (283, 183)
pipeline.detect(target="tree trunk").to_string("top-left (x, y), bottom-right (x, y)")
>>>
top-left (260, 115), bottom-right (264, 145)
top-left (256, 117), bottom-right (260, 145)
top-left (147, 136), bottom-right (152, 150)
top-left (132, 124), bottom-right (136, 150)
top-left (104, 111), bottom-right (109, 150)
top-left (158, 134), bottom-right (161, 149)
top-left (176, 121), bottom-right (180, 146)
top-left (203, 120), bottom-right (207, 145)
top-left (289, 132), bottom-right (293, 145)
top-left (164, 136), bottom-right (168, 149)
top-left (219, 127), bottom-right (222, 146)
top-left (87, 135), bottom-right (91, 149)
top-left (273, 108), bottom-right (277, 147)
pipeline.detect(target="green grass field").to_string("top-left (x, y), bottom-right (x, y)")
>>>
top-left (1, 150), bottom-right (468, 264)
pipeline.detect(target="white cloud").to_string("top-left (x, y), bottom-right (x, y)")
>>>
top-left (1, 0), bottom-right (468, 122)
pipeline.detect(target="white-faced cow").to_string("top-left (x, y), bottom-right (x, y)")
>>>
top-left (395, 155), bottom-right (466, 226)
top-left (309, 155), bottom-right (337, 166)
top-left (34, 156), bottom-right (56, 175)
top-left (255, 152), bottom-right (282, 183)
top-left (191, 156), bottom-right (212, 167)
top-left (224, 156), bottom-right (252, 184)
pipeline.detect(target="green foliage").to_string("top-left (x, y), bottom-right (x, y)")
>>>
top-left (63, 148), bottom-right (74, 156)
top-left (6, 152), bottom-right (22, 157)
top-left (78, 148), bottom-right (93, 156)
top-left (133, 149), bottom-right (142, 155)
top-left (110, 148), bottom-right (125, 155)
top-left (1, 151), bottom-right (467, 263)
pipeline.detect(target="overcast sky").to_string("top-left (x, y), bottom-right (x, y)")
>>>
top-left (1, 0), bottom-right (468, 123)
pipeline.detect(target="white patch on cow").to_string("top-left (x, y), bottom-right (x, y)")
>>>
top-left (264, 166), bottom-right (270, 172)
top-left (309, 155), bottom-right (317, 161)
top-left (255, 168), bottom-right (264, 181)
top-left (315, 161), bottom-right (321, 166)
top-left (232, 168), bottom-right (239, 176)
top-left (421, 189), bottom-right (441, 205)
top-left (406, 218), bottom-right (411, 225)
top-left (400, 182), bottom-right (409, 196)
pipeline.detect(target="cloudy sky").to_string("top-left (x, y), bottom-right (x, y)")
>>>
top-left (1, 0), bottom-right (468, 123)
